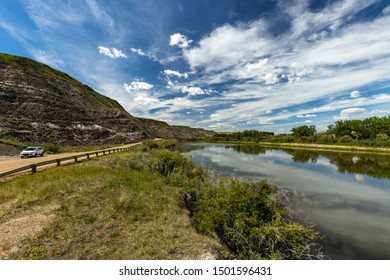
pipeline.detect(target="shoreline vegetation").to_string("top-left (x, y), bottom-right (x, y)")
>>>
top-left (201, 140), bottom-right (390, 155)
top-left (203, 116), bottom-right (390, 155)
top-left (0, 140), bottom-right (326, 260)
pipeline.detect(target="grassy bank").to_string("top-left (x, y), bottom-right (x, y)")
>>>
top-left (0, 140), bottom-right (324, 259)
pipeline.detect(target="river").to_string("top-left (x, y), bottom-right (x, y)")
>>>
top-left (177, 142), bottom-right (390, 260)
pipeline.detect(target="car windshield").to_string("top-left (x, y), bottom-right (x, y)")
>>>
top-left (24, 147), bottom-right (37, 151)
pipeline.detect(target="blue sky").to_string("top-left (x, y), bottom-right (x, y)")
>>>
top-left (1, 0), bottom-right (390, 133)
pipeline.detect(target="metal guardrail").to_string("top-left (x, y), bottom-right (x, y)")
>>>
top-left (0, 146), bottom-right (137, 178)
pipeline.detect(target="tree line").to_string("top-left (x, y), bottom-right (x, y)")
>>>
top-left (209, 116), bottom-right (390, 147)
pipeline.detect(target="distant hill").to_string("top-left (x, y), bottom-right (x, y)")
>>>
top-left (0, 53), bottom-right (214, 146)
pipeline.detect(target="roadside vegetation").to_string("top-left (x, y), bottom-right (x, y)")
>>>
top-left (207, 116), bottom-right (390, 149)
top-left (0, 140), bottom-right (325, 260)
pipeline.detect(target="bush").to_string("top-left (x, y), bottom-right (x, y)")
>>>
top-left (189, 178), bottom-right (323, 259)
top-left (338, 135), bottom-right (354, 143)
top-left (43, 144), bottom-right (63, 154)
top-left (142, 139), bottom-right (176, 151)
top-left (376, 133), bottom-right (389, 141)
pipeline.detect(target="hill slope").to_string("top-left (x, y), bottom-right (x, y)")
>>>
top-left (0, 53), bottom-right (214, 145)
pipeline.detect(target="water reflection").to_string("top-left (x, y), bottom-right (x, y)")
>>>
top-left (224, 144), bottom-right (390, 180)
top-left (178, 143), bottom-right (390, 259)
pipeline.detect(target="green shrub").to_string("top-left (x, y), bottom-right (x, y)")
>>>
top-left (189, 178), bottom-right (322, 259)
top-left (43, 144), bottom-right (63, 154)
top-left (338, 135), bottom-right (354, 143)
top-left (142, 140), bottom-right (176, 151)
top-left (376, 133), bottom-right (389, 141)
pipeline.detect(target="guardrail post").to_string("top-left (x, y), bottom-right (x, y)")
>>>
top-left (103, 151), bottom-right (106, 155)
top-left (96, 152), bottom-right (99, 157)
top-left (87, 153), bottom-right (90, 160)
top-left (74, 156), bottom-right (78, 163)
top-left (31, 164), bottom-right (37, 173)
top-left (56, 159), bottom-right (61, 166)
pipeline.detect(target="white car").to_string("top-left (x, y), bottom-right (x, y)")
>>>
top-left (20, 147), bottom-right (45, 158)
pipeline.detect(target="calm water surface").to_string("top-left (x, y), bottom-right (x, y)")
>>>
top-left (178, 142), bottom-right (390, 260)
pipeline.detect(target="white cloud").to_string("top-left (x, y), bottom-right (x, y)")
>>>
top-left (383, 5), bottom-right (390, 15)
top-left (184, 21), bottom-right (271, 72)
top-left (181, 86), bottom-right (214, 96)
top-left (123, 81), bottom-right (154, 92)
top-left (169, 33), bottom-right (193, 49)
top-left (371, 109), bottom-right (389, 114)
top-left (297, 114), bottom-right (317, 118)
top-left (373, 93), bottom-right (390, 101)
top-left (340, 108), bottom-right (367, 118)
top-left (130, 48), bottom-right (147, 56)
top-left (265, 72), bottom-right (279, 85)
top-left (134, 96), bottom-right (159, 105)
top-left (163, 69), bottom-right (189, 79)
top-left (350, 90), bottom-right (360, 98)
top-left (98, 46), bottom-right (127, 59)
top-left (259, 117), bottom-right (274, 125)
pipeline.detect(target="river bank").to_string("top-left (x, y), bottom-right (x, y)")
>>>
top-left (203, 140), bottom-right (390, 155)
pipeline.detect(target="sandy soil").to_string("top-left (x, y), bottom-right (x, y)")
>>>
top-left (0, 204), bottom-right (59, 258)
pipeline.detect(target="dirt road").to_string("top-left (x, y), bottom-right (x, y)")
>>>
top-left (0, 142), bottom-right (141, 177)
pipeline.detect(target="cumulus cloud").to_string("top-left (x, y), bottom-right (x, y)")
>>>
top-left (340, 108), bottom-right (367, 118)
top-left (350, 90), bottom-right (360, 98)
top-left (169, 33), bottom-right (193, 49)
top-left (123, 81), bottom-right (154, 92)
top-left (130, 48), bottom-right (147, 56)
top-left (264, 73), bottom-right (279, 85)
top-left (98, 46), bottom-right (127, 59)
top-left (181, 86), bottom-right (206, 96)
top-left (163, 69), bottom-right (189, 79)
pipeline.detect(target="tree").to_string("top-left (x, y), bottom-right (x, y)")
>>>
top-left (291, 125), bottom-right (316, 138)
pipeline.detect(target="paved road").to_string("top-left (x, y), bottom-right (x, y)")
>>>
top-left (0, 142), bottom-right (141, 176)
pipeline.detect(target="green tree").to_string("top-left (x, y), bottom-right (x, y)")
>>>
top-left (291, 125), bottom-right (316, 138)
